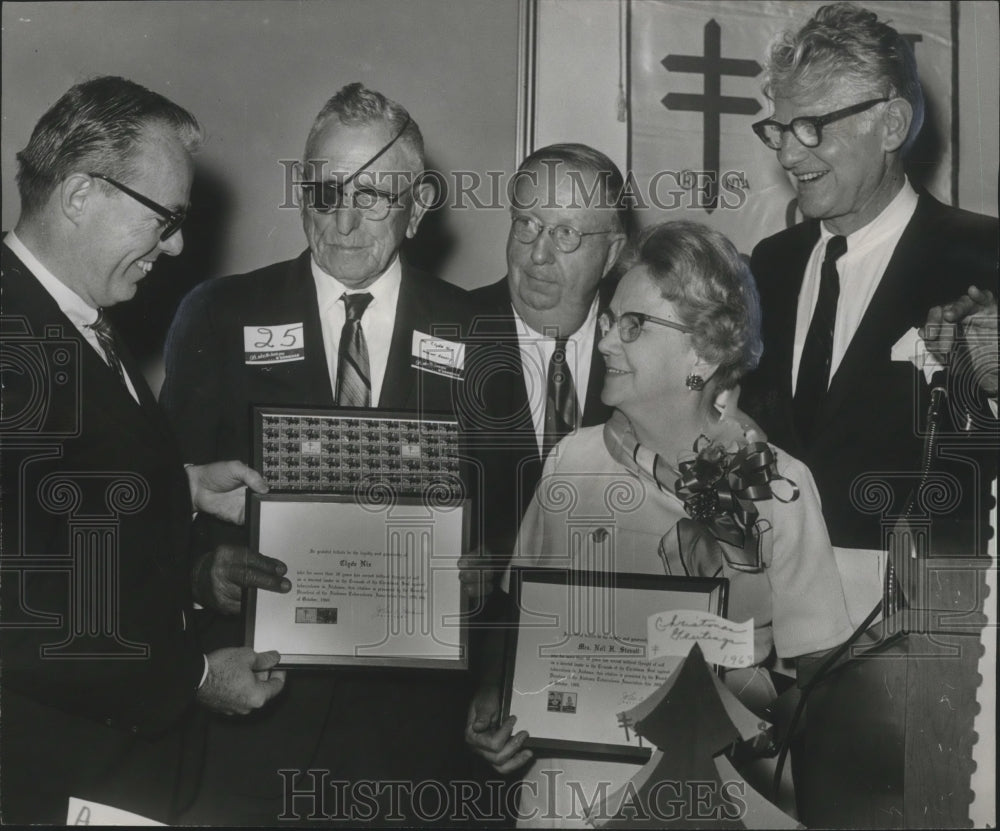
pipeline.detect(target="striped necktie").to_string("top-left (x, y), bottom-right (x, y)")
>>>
top-left (89, 308), bottom-right (129, 389)
top-left (543, 337), bottom-right (577, 458)
top-left (335, 292), bottom-right (374, 407)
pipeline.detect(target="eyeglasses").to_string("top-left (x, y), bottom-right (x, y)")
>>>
top-left (751, 97), bottom-right (890, 150)
top-left (90, 173), bottom-right (187, 240)
top-left (510, 214), bottom-right (617, 254)
top-left (598, 309), bottom-right (693, 343)
top-left (300, 178), bottom-right (416, 221)
top-left (301, 115), bottom-right (417, 221)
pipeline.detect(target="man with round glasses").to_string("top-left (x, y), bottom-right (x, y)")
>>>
top-left (460, 143), bottom-right (628, 584)
top-left (740, 3), bottom-right (998, 628)
top-left (161, 83), bottom-right (479, 824)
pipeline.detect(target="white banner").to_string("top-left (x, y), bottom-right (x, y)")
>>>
top-left (629, 0), bottom-right (955, 253)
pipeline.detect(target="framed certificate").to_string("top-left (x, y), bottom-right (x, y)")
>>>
top-left (247, 406), bottom-right (469, 669)
top-left (247, 493), bottom-right (469, 669)
top-left (502, 568), bottom-right (727, 761)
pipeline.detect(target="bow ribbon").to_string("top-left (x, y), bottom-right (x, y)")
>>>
top-left (603, 410), bottom-right (799, 577)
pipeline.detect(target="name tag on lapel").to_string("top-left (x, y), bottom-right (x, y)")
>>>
top-left (411, 331), bottom-right (465, 379)
top-left (244, 324), bottom-right (305, 364)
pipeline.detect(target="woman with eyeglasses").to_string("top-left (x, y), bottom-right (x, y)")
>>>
top-left (468, 221), bottom-right (852, 826)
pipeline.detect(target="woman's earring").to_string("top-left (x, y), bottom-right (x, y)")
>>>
top-left (685, 373), bottom-right (705, 391)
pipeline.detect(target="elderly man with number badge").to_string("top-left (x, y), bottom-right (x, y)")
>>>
top-left (161, 82), bottom-right (477, 825)
top-left (739, 2), bottom-right (999, 628)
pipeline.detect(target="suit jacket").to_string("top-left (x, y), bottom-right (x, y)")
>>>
top-left (464, 277), bottom-right (615, 558)
top-left (740, 193), bottom-right (999, 553)
top-left (159, 250), bottom-right (482, 824)
top-left (0, 243), bottom-right (204, 823)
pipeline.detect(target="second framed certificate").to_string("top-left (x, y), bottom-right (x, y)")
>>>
top-left (502, 568), bottom-right (727, 761)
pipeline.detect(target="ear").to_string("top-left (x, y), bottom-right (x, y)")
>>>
top-left (405, 180), bottom-right (435, 239)
top-left (601, 233), bottom-right (627, 278)
top-left (881, 98), bottom-right (913, 153)
top-left (59, 173), bottom-right (96, 227)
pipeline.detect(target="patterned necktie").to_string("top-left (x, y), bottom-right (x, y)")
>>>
top-left (794, 235), bottom-right (848, 445)
top-left (543, 337), bottom-right (577, 458)
top-left (335, 292), bottom-right (374, 407)
top-left (89, 309), bottom-right (129, 389)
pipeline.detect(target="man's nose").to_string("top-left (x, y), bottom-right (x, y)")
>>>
top-left (530, 230), bottom-right (555, 264)
top-left (335, 204), bottom-right (362, 235)
top-left (777, 129), bottom-right (810, 168)
top-left (159, 229), bottom-right (184, 256)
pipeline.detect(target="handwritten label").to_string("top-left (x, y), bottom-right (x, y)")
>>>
top-left (411, 332), bottom-right (465, 379)
top-left (647, 609), bottom-right (754, 669)
top-left (244, 324), bottom-right (305, 364)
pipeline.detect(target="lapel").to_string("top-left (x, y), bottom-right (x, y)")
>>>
top-left (770, 222), bottom-right (821, 407)
top-left (816, 200), bottom-right (929, 432)
top-left (292, 251), bottom-right (337, 403)
top-left (379, 261), bottom-right (422, 410)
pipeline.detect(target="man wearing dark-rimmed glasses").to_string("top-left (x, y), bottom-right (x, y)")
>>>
top-left (160, 82), bottom-right (480, 825)
top-left (1, 74), bottom-right (288, 825)
top-left (740, 3), bottom-right (998, 633)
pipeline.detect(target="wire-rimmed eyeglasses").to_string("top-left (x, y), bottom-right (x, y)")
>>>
top-left (510, 214), bottom-right (618, 254)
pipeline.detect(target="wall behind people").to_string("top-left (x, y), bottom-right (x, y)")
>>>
top-left (1, 0), bottom-right (519, 390)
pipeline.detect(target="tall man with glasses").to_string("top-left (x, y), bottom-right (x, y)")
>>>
top-left (1, 76), bottom-right (287, 824)
top-left (161, 82), bottom-right (480, 825)
top-left (458, 144), bottom-right (628, 600)
top-left (739, 2), bottom-right (998, 629)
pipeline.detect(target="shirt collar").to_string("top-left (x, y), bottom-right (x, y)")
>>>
top-left (510, 291), bottom-right (601, 346)
top-left (311, 253), bottom-right (402, 310)
top-left (4, 230), bottom-right (99, 328)
top-left (820, 180), bottom-right (919, 254)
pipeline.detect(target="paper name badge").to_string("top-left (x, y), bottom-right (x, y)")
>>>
top-left (647, 609), bottom-right (754, 669)
top-left (244, 324), bottom-right (305, 365)
top-left (68, 796), bottom-right (164, 825)
top-left (411, 331), bottom-right (465, 379)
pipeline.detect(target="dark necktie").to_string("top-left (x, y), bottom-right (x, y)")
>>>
top-left (543, 337), bottom-right (577, 458)
top-left (335, 292), bottom-right (374, 407)
top-left (89, 309), bottom-right (129, 389)
top-left (794, 235), bottom-right (848, 445)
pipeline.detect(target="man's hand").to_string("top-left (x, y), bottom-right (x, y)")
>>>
top-left (458, 546), bottom-right (500, 604)
top-left (186, 460), bottom-right (268, 525)
top-left (922, 285), bottom-right (998, 396)
top-left (197, 647), bottom-right (287, 715)
top-left (192, 544), bottom-right (291, 615)
top-left (464, 684), bottom-right (532, 775)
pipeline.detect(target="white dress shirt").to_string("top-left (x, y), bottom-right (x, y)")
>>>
top-left (311, 255), bottom-right (401, 406)
top-left (4, 231), bottom-right (140, 403)
top-left (792, 181), bottom-right (919, 392)
top-left (510, 295), bottom-right (599, 456)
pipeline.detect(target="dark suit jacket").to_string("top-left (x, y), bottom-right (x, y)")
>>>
top-left (741, 193), bottom-right (999, 553)
top-left (159, 251), bottom-right (481, 824)
top-left (464, 277), bottom-right (615, 559)
top-left (0, 243), bottom-right (204, 823)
